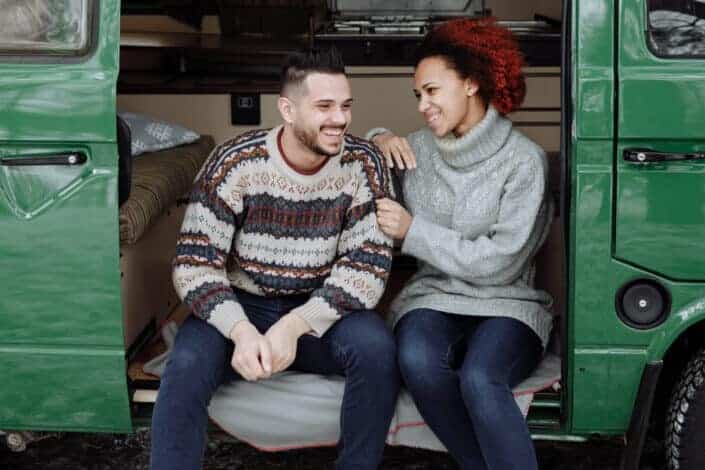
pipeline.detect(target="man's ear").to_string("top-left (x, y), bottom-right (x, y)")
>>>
top-left (278, 96), bottom-right (295, 124)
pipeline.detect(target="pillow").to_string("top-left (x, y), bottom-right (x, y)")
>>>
top-left (118, 112), bottom-right (200, 157)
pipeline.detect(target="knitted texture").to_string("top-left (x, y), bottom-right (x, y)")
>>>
top-left (173, 126), bottom-right (394, 338)
top-left (390, 106), bottom-right (554, 346)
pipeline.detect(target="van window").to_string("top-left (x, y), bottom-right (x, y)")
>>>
top-left (647, 0), bottom-right (705, 57)
top-left (0, 0), bottom-right (91, 55)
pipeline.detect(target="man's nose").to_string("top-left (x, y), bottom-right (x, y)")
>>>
top-left (329, 107), bottom-right (348, 126)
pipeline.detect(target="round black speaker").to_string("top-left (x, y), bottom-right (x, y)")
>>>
top-left (616, 279), bottom-right (670, 329)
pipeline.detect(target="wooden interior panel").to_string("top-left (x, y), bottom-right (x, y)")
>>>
top-left (121, 204), bottom-right (186, 348)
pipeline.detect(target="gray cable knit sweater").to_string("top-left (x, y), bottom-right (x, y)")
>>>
top-left (380, 106), bottom-right (554, 346)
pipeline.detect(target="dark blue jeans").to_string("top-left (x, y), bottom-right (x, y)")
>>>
top-left (151, 290), bottom-right (400, 470)
top-left (396, 308), bottom-right (543, 470)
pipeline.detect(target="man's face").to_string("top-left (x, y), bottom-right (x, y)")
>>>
top-left (290, 73), bottom-right (353, 157)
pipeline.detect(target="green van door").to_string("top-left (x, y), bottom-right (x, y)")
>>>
top-left (0, 0), bottom-right (130, 432)
top-left (616, 0), bottom-right (705, 281)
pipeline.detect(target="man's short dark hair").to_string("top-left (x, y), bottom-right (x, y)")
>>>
top-left (280, 47), bottom-right (346, 96)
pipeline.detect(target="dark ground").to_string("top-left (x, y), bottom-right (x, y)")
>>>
top-left (0, 429), bottom-right (666, 470)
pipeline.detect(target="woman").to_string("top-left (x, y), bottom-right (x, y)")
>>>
top-left (370, 18), bottom-right (553, 470)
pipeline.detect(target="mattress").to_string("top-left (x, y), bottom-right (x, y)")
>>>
top-left (119, 136), bottom-right (215, 245)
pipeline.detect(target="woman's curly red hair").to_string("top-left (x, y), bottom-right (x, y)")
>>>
top-left (416, 17), bottom-right (526, 115)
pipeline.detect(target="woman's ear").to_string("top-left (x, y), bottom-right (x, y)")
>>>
top-left (465, 79), bottom-right (480, 97)
top-left (277, 96), bottom-right (295, 124)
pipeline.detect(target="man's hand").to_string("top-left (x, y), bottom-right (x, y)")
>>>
top-left (265, 313), bottom-right (311, 374)
top-left (372, 132), bottom-right (417, 170)
top-left (229, 320), bottom-right (272, 381)
top-left (376, 197), bottom-right (413, 240)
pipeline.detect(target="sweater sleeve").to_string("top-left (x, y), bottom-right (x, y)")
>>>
top-left (289, 152), bottom-right (395, 336)
top-left (364, 127), bottom-right (391, 141)
top-left (172, 154), bottom-right (248, 338)
top-left (402, 154), bottom-right (551, 286)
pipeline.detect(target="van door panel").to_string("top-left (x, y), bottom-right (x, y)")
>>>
top-left (615, 0), bottom-right (705, 281)
top-left (0, 144), bottom-right (122, 347)
top-left (0, 348), bottom-right (130, 432)
top-left (0, 1), bottom-right (130, 431)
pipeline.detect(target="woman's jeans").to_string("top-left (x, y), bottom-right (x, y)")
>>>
top-left (151, 289), bottom-right (400, 470)
top-left (396, 308), bottom-right (543, 470)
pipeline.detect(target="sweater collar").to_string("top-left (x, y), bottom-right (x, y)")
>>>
top-left (433, 105), bottom-right (512, 169)
top-left (266, 125), bottom-right (340, 184)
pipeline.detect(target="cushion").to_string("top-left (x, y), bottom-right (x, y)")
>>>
top-left (118, 112), bottom-right (201, 157)
top-left (119, 136), bottom-right (215, 245)
top-left (144, 322), bottom-right (561, 452)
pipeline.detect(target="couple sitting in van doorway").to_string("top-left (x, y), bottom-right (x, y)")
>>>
top-left (152, 18), bottom-right (553, 470)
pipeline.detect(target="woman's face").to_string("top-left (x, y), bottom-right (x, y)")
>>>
top-left (413, 56), bottom-right (478, 137)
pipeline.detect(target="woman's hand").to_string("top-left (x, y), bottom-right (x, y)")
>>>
top-left (372, 132), bottom-right (417, 170)
top-left (376, 198), bottom-right (413, 240)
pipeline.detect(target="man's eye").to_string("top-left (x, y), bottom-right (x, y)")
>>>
top-left (317, 104), bottom-right (331, 110)
top-left (342, 103), bottom-right (352, 110)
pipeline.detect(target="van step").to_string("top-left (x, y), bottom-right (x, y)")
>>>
top-left (527, 391), bottom-right (561, 429)
top-left (531, 396), bottom-right (562, 409)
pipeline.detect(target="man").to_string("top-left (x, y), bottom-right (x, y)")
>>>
top-left (150, 48), bottom-right (400, 470)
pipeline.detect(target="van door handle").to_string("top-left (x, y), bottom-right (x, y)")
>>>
top-left (624, 148), bottom-right (705, 164)
top-left (0, 152), bottom-right (87, 167)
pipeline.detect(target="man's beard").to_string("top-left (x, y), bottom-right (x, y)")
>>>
top-left (293, 124), bottom-right (344, 158)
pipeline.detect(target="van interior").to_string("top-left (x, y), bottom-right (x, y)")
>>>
top-left (117, 0), bottom-right (566, 432)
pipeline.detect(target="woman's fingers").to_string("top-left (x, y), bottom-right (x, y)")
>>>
top-left (376, 197), bottom-right (412, 239)
top-left (382, 148), bottom-right (395, 169)
top-left (376, 198), bottom-right (399, 211)
top-left (377, 221), bottom-right (394, 237)
top-left (373, 133), bottom-right (416, 170)
top-left (373, 132), bottom-right (397, 168)
top-left (376, 208), bottom-right (399, 237)
top-left (401, 139), bottom-right (417, 168)
top-left (391, 146), bottom-right (406, 170)
top-left (377, 199), bottom-right (402, 235)
top-left (391, 138), bottom-right (413, 170)
top-left (390, 137), bottom-right (415, 170)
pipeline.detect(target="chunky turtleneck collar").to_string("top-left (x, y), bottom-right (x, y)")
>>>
top-left (433, 105), bottom-right (512, 169)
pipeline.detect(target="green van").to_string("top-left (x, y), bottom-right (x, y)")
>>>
top-left (1, 1), bottom-right (705, 468)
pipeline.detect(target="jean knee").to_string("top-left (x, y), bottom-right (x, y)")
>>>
top-left (398, 338), bottom-right (455, 403)
top-left (161, 343), bottom-right (225, 402)
top-left (163, 348), bottom-right (204, 385)
top-left (337, 311), bottom-right (398, 376)
top-left (459, 366), bottom-right (504, 408)
top-left (396, 311), bottom-right (444, 371)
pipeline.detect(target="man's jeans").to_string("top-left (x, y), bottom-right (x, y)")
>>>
top-left (150, 289), bottom-right (400, 470)
top-left (396, 308), bottom-right (543, 470)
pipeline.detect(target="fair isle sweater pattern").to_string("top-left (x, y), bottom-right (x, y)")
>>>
top-left (173, 126), bottom-right (394, 338)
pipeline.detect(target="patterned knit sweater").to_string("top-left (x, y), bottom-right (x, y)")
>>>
top-left (173, 126), bottom-right (394, 338)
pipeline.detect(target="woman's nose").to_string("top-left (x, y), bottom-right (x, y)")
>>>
top-left (417, 96), bottom-right (429, 114)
